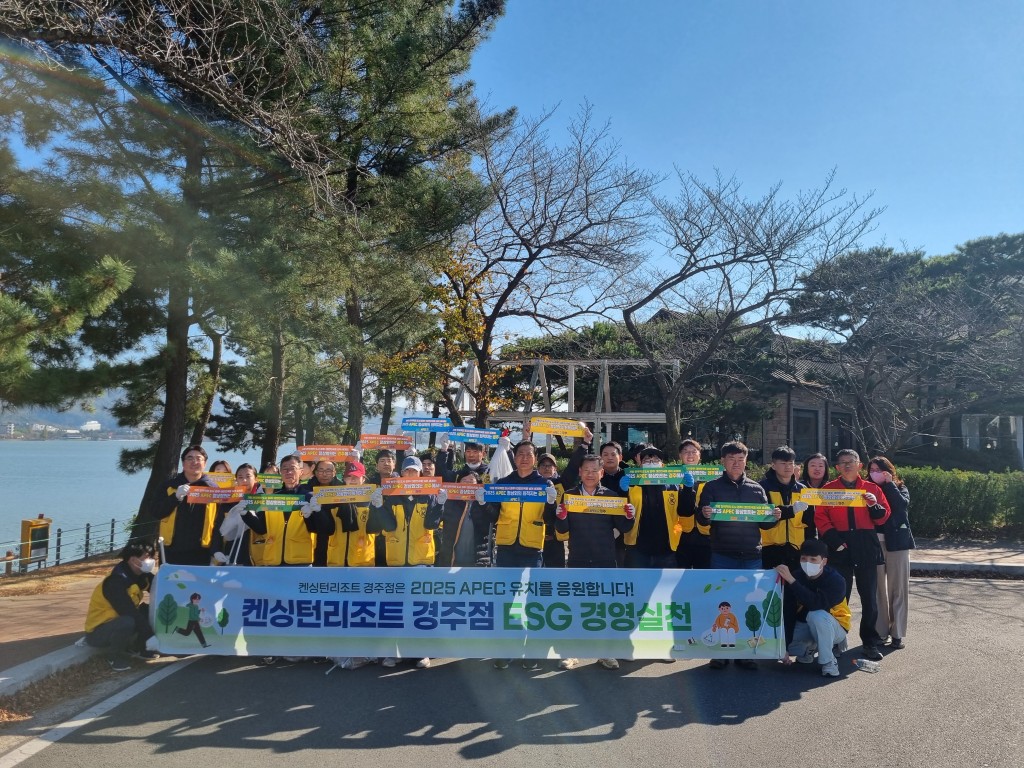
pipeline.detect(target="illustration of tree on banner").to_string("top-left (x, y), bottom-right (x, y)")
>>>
top-left (744, 604), bottom-right (763, 646)
top-left (762, 593), bottom-right (782, 640)
top-left (158, 594), bottom-right (179, 633)
top-left (217, 608), bottom-right (230, 635)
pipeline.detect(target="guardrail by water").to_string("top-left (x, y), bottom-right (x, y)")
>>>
top-left (1, 517), bottom-right (159, 575)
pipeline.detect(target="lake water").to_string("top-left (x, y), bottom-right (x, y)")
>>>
top-left (0, 440), bottom-right (269, 548)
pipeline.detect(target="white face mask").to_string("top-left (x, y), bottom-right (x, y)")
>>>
top-left (642, 461), bottom-right (662, 468)
top-left (800, 561), bottom-right (823, 578)
top-left (139, 558), bottom-right (157, 574)
top-left (869, 471), bottom-right (887, 484)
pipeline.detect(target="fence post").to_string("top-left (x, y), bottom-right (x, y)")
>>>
top-left (3, 551), bottom-right (13, 577)
top-left (55, 528), bottom-right (62, 565)
top-left (110, 518), bottom-right (115, 552)
top-left (85, 522), bottom-right (91, 559)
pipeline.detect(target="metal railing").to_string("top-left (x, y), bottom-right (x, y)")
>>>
top-left (1, 517), bottom-right (159, 575)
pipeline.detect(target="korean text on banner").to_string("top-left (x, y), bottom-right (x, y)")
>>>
top-left (244, 494), bottom-right (305, 512)
top-left (401, 417), bottom-right (453, 433)
top-left (673, 464), bottom-right (723, 484)
top-left (709, 502), bottom-right (777, 522)
top-left (483, 484), bottom-right (548, 503)
top-left (624, 466), bottom-right (691, 486)
top-left (150, 566), bottom-right (785, 661)
top-left (440, 483), bottom-right (480, 501)
top-left (360, 434), bottom-right (414, 450)
top-left (382, 477), bottom-right (441, 496)
top-left (312, 484), bottom-right (375, 504)
top-left (257, 473), bottom-right (283, 490)
top-left (206, 472), bottom-right (236, 489)
top-left (529, 417), bottom-right (585, 438)
top-left (563, 494), bottom-right (627, 515)
top-left (298, 445), bottom-right (359, 462)
top-left (798, 488), bottom-right (867, 507)
top-left (187, 486), bottom-right (246, 504)
top-left (446, 427), bottom-right (501, 445)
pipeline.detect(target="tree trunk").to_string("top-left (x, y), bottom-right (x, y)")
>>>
top-left (304, 398), bottom-right (316, 444)
top-left (133, 280), bottom-right (191, 539)
top-left (663, 397), bottom-right (682, 453)
top-left (189, 327), bottom-right (223, 446)
top-left (261, 324), bottom-right (286, 469)
top-left (344, 356), bottom-right (364, 444)
top-left (380, 381), bottom-right (395, 434)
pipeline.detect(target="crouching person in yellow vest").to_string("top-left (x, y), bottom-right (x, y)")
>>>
top-left (369, 455), bottom-right (446, 670)
top-left (85, 542), bottom-right (159, 671)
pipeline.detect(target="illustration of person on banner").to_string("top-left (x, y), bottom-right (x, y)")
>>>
top-left (174, 592), bottom-right (211, 648)
top-left (370, 454), bottom-right (445, 670)
top-left (225, 453), bottom-right (336, 567)
top-left (621, 447), bottom-right (691, 569)
top-left (697, 440), bottom-right (781, 670)
top-left (759, 445), bottom-right (814, 657)
top-left (153, 444), bottom-right (221, 565)
top-left (675, 438), bottom-right (711, 570)
top-left (554, 453), bottom-right (635, 671)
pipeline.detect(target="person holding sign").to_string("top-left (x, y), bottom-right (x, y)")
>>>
top-left (320, 461), bottom-right (385, 569)
top-left (370, 455), bottom-right (444, 670)
top-left (815, 449), bottom-right (891, 661)
top-left (759, 446), bottom-right (814, 653)
top-left (211, 463), bottom-right (263, 566)
top-left (775, 538), bottom-right (851, 678)
top-left (310, 460), bottom-right (343, 567)
top-left (153, 444), bottom-right (221, 565)
top-left (437, 472), bottom-right (487, 567)
top-left (675, 439), bottom-right (712, 569)
top-left (620, 447), bottom-right (690, 568)
top-left (553, 454), bottom-right (634, 671)
top-left (232, 454), bottom-right (336, 567)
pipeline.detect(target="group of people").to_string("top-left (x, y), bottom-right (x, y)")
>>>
top-left (84, 426), bottom-right (915, 679)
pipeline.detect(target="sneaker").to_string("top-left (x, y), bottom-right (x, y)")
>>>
top-left (381, 657), bottom-right (397, 668)
top-left (821, 660), bottom-right (840, 677)
top-left (108, 657), bottom-right (131, 672)
top-left (735, 659), bottom-right (758, 671)
top-left (558, 657), bottom-right (579, 670)
top-left (833, 637), bottom-right (849, 656)
top-left (796, 652), bottom-right (816, 664)
top-left (889, 637), bottom-right (905, 650)
top-left (862, 646), bottom-right (883, 661)
top-left (709, 658), bottom-right (728, 670)
top-left (347, 657), bottom-right (372, 670)
top-left (416, 658), bottom-right (431, 669)
top-left (521, 659), bottom-right (541, 670)
top-left (259, 656), bottom-right (277, 666)
top-left (493, 658), bottom-right (510, 670)
top-left (597, 658), bottom-right (619, 670)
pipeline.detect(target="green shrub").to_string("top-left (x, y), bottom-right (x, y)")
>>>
top-left (900, 467), bottom-right (1024, 537)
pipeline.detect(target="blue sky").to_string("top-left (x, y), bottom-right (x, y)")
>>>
top-left (469, 1), bottom-right (1023, 258)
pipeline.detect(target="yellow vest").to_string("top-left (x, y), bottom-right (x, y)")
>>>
top-left (85, 580), bottom-right (142, 633)
top-left (761, 490), bottom-right (810, 549)
top-left (495, 500), bottom-right (547, 550)
top-left (160, 486), bottom-right (217, 548)
top-left (624, 486), bottom-right (683, 551)
top-left (249, 510), bottom-right (316, 566)
top-left (830, 599), bottom-right (852, 632)
top-left (384, 500), bottom-right (436, 566)
top-left (688, 480), bottom-right (710, 536)
top-left (325, 505), bottom-right (376, 567)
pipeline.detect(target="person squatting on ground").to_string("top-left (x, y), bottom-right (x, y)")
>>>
top-left (774, 538), bottom-right (852, 678)
top-left (84, 542), bottom-right (159, 671)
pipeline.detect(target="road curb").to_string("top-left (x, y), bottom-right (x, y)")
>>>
top-left (0, 643), bottom-right (96, 699)
top-left (910, 560), bottom-right (1024, 577)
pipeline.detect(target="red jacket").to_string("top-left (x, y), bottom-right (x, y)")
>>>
top-left (814, 477), bottom-right (891, 535)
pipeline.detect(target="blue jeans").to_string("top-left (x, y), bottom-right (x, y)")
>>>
top-left (710, 552), bottom-right (762, 570)
top-left (789, 610), bottom-right (847, 666)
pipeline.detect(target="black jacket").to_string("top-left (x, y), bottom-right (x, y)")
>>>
top-left (875, 482), bottom-right (915, 551)
top-left (554, 483), bottom-right (633, 566)
top-left (697, 472), bottom-right (774, 559)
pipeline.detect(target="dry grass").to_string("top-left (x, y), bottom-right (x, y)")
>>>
top-left (0, 556), bottom-right (119, 597)
top-left (0, 656), bottom-right (115, 724)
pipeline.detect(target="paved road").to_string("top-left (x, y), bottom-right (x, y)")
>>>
top-left (3, 578), bottom-right (1022, 768)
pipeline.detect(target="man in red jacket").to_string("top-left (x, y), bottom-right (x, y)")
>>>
top-left (814, 449), bottom-right (891, 660)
